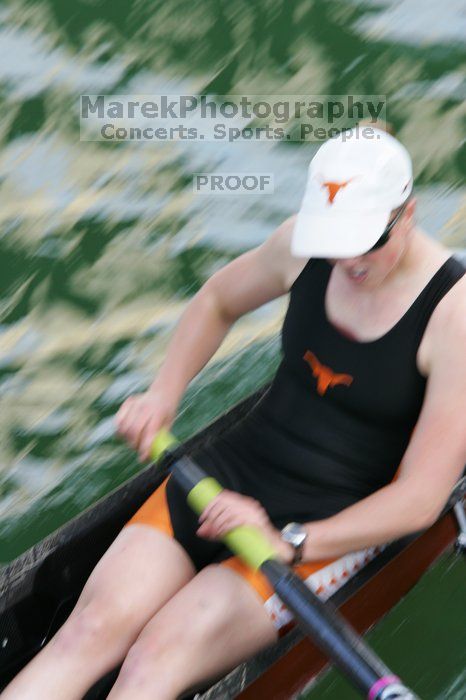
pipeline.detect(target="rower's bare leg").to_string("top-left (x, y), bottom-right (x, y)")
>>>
top-left (0, 525), bottom-right (196, 700)
top-left (107, 563), bottom-right (279, 700)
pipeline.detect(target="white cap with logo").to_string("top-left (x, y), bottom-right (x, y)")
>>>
top-left (291, 127), bottom-right (413, 258)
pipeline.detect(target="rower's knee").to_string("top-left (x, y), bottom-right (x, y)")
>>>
top-left (114, 639), bottom-right (181, 697)
top-left (53, 598), bottom-right (132, 655)
top-left (116, 565), bottom-right (253, 682)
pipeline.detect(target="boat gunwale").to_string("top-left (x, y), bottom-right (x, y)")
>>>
top-left (0, 386), bottom-right (269, 607)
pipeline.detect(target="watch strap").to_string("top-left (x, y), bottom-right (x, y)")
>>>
top-left (280, 522), bottom-right (307, 565)
top-left (290, 541), bottom-right (304, 565)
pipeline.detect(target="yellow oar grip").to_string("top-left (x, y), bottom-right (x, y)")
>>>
top-left (188, 478), bottom-right (277, 570)
top-left (150, 427), bottom-right (178, 461)
top-left (149, 427), bottom-right (277, 569)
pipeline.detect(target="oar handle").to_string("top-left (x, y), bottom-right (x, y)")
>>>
top-left (151, 429), bottom-right (277, 570)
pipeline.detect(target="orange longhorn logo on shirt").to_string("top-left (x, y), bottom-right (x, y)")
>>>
top-left (303, 350), bottom-right (353, 396)
top-left (322, 179), bottom-right (353, 205)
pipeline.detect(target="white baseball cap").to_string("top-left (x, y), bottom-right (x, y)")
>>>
top-left (291, 127), bottom-right (413, 258)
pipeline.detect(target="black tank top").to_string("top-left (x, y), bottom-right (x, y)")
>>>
top-left (198, 255), bottom-right (465, 526)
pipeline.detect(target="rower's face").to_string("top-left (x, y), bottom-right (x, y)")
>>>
top-left (330, 198), bottom-right (416, 288)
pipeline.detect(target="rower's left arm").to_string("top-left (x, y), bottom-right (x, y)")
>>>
top-left (301, 289), bottom-right (466, 562)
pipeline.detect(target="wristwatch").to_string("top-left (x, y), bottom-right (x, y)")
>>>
top-left (280, 522), bottom-right (307, 565)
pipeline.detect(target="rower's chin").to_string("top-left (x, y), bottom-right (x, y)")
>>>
top-left (344, 269), bottom-right (369, 285)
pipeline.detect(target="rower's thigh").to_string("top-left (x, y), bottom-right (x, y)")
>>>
top-left (123, 563), bottom-right (278, 686)
top-left (76, 524), bottom-right (196, 620)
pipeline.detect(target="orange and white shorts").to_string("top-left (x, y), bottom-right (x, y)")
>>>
top-left (126, 474), bottom-right (380, 636)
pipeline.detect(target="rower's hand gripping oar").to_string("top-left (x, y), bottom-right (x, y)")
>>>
top-left (151, 429), bottom-right (418, 700)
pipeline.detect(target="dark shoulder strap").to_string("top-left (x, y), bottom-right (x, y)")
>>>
top-left (413, 256), bottom-right (465, 341)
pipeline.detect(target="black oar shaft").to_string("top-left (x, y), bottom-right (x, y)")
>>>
top-left (262, 559), bottom-right (386, 694)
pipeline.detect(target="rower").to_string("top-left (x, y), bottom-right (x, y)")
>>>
top-left (2, 126), bottom-right (465, 700)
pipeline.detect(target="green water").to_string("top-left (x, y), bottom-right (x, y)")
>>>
top-left (302, 551), bottom-right (466, 700)
top-left (0, 0), bottom-right (464, 691)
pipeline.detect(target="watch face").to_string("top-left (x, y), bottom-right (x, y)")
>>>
top-left (282, 522), bottom-right (307, 547)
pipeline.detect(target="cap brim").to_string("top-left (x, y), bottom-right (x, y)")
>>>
top-left (291, 209), bottom-right (391, 259)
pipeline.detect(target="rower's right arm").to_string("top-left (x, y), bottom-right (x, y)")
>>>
top-left (116, 215), bottom-right (304, 460)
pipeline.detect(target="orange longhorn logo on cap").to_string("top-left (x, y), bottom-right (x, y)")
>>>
top-left (322, 179), bottom-right (353, 205)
